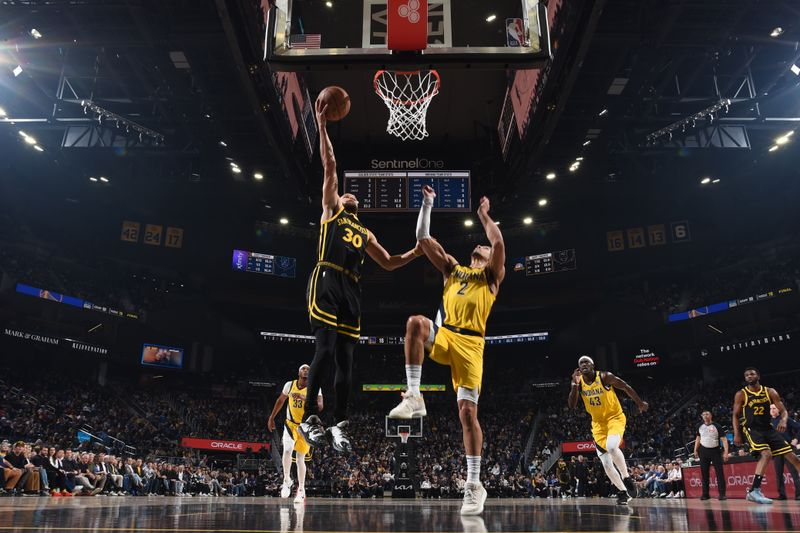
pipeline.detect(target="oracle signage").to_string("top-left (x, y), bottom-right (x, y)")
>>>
top-left (683, 460), bottom-right (796, 499)
top-left (180, 437), bottom-right (269, 453)
top-left (561, 441), bottom-right (625, 453)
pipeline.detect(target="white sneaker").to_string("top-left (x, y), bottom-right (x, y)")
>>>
top-left (293, 488), bottom-right (305, 504)
top-left (460, 482), bottom-right (487, 516)
top-left (666, 492), bottom-right (675, 499)
top-left (679, 490), bottom-right (685, 498)
top-left (280, 482), bottom-right (291, 499)
top-left (388, 392), bottom-right (427, 419)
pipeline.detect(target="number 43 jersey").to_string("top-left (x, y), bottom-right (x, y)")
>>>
top-left (307, 206), bottom-right (369, 339)
top-left (580, 372), bottom-right (624, 423)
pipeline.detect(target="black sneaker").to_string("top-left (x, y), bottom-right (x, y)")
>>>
top-left (326, 420), bottom-right (353, 454)
top-left (297, 415), bottom-right (327, 448)
top-left (623, 477), bottom-right (637, 499)
top-left (700, 495), bottom-right (710, 501)
top-left (719, 495), bottom-right (727, 501)
top-left (617, 490), bottom-right (632, 506)
top-left (777, 495), bottom-right (788, 501)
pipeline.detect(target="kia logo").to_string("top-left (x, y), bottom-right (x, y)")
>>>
top-left (398, 0), bottom-right (421, 24)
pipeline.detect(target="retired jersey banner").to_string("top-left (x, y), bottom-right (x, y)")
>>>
top-left (180, 437), bottom-right (269, 453)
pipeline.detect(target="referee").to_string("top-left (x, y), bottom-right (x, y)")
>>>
top-left (694, 411), bottom-right (729, 500)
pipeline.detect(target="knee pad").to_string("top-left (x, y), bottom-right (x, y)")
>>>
top-left (606, 434), bottom-right (622, 453)
top-left (457, 387), bottom-right (479, 404)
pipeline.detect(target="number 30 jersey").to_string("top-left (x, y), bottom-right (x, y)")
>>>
top-left (317, 206), bottom-right (369, 278)
top-left (580, 372), bottom-right (624, 423)
top-left (436, 265), bottom-right (496, 337)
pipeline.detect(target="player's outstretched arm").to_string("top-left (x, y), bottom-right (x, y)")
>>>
top-left (416, 185), bottom-right (457, 276)
top-left (317, 100), bottom-right (341, 220)
top-left (732, 390), bottom-right (744, 446)
top-left (267, 390), bottom-right (288, 432)
top-left (603, 372), bottom-right (649, 412)
top-left (477, 196), bottom-right (505, 287)
top-left (365, 233), bottom-right (421, 271)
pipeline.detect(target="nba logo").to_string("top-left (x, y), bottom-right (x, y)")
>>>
top-left (506, 18), bottom-right (525, 47)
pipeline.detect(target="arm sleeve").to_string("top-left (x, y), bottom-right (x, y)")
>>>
top-left (415, 196), bottom-right (434, 240)
top-left (282, 381), bottom-right (292, 395)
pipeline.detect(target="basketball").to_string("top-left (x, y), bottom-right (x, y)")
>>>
top-left (317, 86), bottom-right (351, 122)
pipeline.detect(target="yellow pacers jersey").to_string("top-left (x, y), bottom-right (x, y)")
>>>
top-left (286, 380), bottom-right (307, 424)
top-left (580, 372), bottom-right (623, 423)
top-left (437, 265), bottom-right (496, 336)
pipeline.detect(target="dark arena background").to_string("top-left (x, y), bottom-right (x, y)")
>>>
top-left (1, 0), bottom-right (800, 532)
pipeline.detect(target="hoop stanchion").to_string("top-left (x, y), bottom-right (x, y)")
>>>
top-left (374, 70), bottom-right (440, 141)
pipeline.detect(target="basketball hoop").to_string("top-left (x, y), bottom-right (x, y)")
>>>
top-left (374, 69), bottom-right (440, 141)
top-left (398, 428), bottom-right (411, 444)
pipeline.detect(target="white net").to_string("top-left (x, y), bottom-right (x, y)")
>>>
top-left (374, 70), bottom-right (441, 141)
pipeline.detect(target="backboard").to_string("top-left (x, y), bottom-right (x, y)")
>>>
top-left (266, 0), bottom-right (551, 71)
top-left (385, 416), bottom-right (423, 439)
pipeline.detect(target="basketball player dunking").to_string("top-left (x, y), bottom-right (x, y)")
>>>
top-left (268, 364), bottom-right (322, 504)
top-left (568, 356), bottom-right (649, 505)
top-left (298, 99), bottom-right (422, 453)
top-left (389, 186), bottom-right (504, 516)
top-left (732, 366), bottom-right (800, 504)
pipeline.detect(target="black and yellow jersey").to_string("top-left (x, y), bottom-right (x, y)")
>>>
top-left (317, 206), bottom-right (369, 281)
top-left (741, 386), bottom-right (772, 431)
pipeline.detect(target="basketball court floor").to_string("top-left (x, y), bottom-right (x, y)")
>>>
top-left (1, 497), bottom-right (799, 533)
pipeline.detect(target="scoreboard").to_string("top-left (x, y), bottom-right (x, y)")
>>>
top-left (232, 250), bottom-right (296, 278)
top-left (524, 249), bottom-right (577, 276)
top-left (343, 171), bottom-right (470, 212)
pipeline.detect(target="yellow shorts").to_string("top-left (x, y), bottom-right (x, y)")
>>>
top-left (428, 326), bottom-right (485, 393)
top-left (285, 420), bottom-right (310, 456)
top-left (591, 414), bottom-right (626, 452)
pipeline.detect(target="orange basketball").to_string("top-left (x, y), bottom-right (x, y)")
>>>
top-left (317, 86), bottom-right (351, 122)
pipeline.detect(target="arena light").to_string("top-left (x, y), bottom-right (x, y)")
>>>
top-left (771, 27), bottom-right (784, 38)
top-left (30, 29), bottom-right (43, 39)
top-left (575, 157), bottom-right (584, 161)
top-left (523, 216), bottom-right (533, 225)
top-left (712, 179), bottom-right (720, 183)
top-left (486, 14), bottom-right (497, 22)
top-left (254, 172), bottom-right (264, 180)
top-left (279, 217), bottom-right (289, 225)
top-left (700, 177), bottom-right (711, 185)
top-left (791, 64), bottom-right (800, 76)
top-left (769, 145), bottom-right (779, 152)
top-left (569, 162), bottom-right (580, 172)
top-left (538, 198), bottom-right (548, 207)
top-left (33, 145), bottom-right (44, 152)
top-left (598, 109), bottom-right (608, 116)
top-left (219, 140), bottom-right (227, 147)
top-left (775, 134), bottom-right (791, 145)
top-left (325, 1), bottom-right (333, 7)
top-left (582, 140), bottom-right (591, 146)
top-left (13, 65), bottom-right (23, 77)
top-left (0, 107), bottom-right (6, 117)
top-left (99, 176), bottom-right (109, 183)
top-left (89, 177), bottom-right (98, 182)
top-left (464, 219), bottom-right (474, 227)
top-left (23, 135), bottom-right (37, 145)
top-left (545, 172), bottom-right (556, 180)
top-left (231, 166), bottom-right (242, 174)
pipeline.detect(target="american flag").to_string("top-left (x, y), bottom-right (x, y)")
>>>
top-left (290, 34), bottom-right (322, 49)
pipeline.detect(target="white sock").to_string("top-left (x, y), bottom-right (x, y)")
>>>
top-left (405, 364), bottom-right (422, 396)
top-left (296, 453), bottom-right (306, 490)
top-left (609, 447), bottom-right (629, 479)
top-left (466, 455), bottom-right (481, 485)
top-left (599, 453), bottom-right (626, 491)
top-left (282, 450), bottom-right (292, 486)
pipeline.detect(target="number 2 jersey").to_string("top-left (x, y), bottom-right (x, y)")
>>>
top-left (435, 265), bottom-right (496, 336)
top-left (307, 206), bottom-right (369, 339)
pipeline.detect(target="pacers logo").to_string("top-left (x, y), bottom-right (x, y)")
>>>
top-left (398, 0), bottom-right (421, 24)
